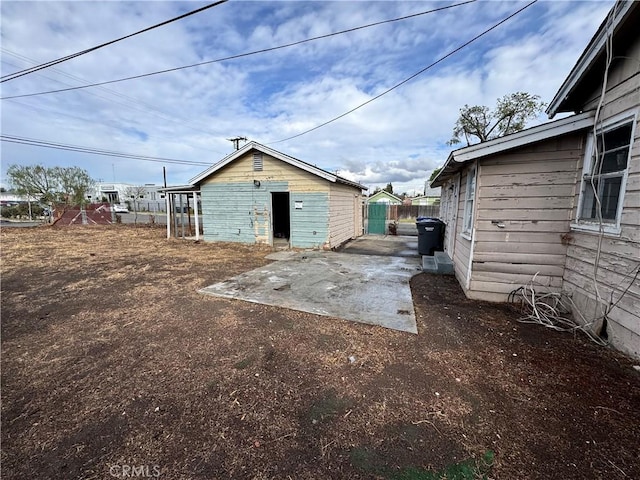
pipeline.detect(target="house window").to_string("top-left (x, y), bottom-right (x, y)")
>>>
top-left (253, 153), bottom-right (263, 171)
top-left (577, 117), bottom-right (633, 231)
top-left (462, 166), bottom-right (476, 237)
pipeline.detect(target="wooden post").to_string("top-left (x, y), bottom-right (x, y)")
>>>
top-left (186, 194), bottom-right (192, 236)
top-left (165, 194), bottom-right (171, 239)
top-left (179, 194), bottom-right (185, 239)
top-left (173, 195), bottom-right (178, 238)
top-left (193, 191), bottom-right (200, 241)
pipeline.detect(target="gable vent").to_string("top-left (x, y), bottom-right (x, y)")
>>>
top-left (253, 153), bottom-right (263, 171)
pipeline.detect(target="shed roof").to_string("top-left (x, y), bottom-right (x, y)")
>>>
top-left (367, 190), bottom-right (403, 203)
top-left (547, 0), bottom-right (639, 117)
top-left (189, 141), bottom-right (366, 190)
top-left (431, 111), bottom-right (595, 187)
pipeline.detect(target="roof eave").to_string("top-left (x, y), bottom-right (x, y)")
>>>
top-left (546, 0), bottom-right (635, 118)
top-left (430, 111), bottom-right (595, 188)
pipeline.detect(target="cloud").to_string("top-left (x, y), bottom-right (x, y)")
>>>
top-left (0, 0), bottom-right (615, 193)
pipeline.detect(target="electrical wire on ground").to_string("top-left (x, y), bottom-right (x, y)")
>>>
top-left (508, 274), bottom-right (608, 347)
top-left (0, 1), bottom-right (476, 100)
top-left (1, 0), bottom-right (228, 83)
top-left (267, 0), bottom-right (538, 144)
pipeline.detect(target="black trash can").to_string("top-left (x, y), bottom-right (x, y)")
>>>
top-left (416, 218), bottom-right (445, 256)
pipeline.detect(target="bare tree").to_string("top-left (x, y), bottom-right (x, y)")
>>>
top-left (448, 92), bottom-right (546, 146)
top-left (124, 185), bottom-right (147, 224)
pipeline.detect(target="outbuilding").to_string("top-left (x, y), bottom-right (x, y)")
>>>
top-left (187, 142), bottom-right (366, 249)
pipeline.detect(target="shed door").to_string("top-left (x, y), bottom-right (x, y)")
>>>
top-left (368, 203), bottom-right (386, 234)
top-left (271, 192), bottom-right (290, 240)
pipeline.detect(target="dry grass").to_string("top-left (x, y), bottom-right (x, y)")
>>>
top-left (2, 224), bottom-right (640, 479)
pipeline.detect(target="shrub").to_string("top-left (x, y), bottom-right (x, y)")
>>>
top-left (1, 206), bottom-right (16, 218)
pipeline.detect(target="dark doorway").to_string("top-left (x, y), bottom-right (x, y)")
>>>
top-left (272, 192), bottom-right (290, 241)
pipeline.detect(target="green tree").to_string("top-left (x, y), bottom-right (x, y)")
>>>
top-left (383, 182), bottom-right (393, 194)
top-left (448, 92), bottom-right (546, 146)
top-left (6, 164), bottom-right (94, 206)
top-left (428, 167), bottom-right (442, 183)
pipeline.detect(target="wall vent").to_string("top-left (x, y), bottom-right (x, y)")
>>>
top-left (253, 153), bottom-right (263, 171)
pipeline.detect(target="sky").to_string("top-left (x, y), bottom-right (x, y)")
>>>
top-left (0, 0), bottom-right (614, 195)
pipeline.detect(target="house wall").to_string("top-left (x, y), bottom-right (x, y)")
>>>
top-left (329, 182), bottom-right (363, 247)
top-left (467, 133), bottom-right (586, 302)
top-left (411, 196), bottom-right (440, 206)
top-left (451, 168), bottom-right (472, 290)
top-left (562, 43), bottom-right (640, 358)
top-left (440, 176), bottom-right (459, 263)
top-left (200, 151), bottom-right (331, 248)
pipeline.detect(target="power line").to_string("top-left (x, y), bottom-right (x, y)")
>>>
top-left (3, 98), bottom-right (225, 157)
top-left (0, 135), bottom-right (212, 166)
top-left (0, 0), bottom-right (476, 100)
top-left (0, 0), bottom-right (228, 83)
top-left (1, 50), bottom-right (226, 142)
top-left (268, 0), bottom-right (538, 144)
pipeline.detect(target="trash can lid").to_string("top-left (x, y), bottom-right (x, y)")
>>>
top-left (416, 217), bottom-right (441, 224)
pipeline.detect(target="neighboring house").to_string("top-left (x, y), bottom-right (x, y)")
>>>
top-left (0, 192), bottom-right (35, 205)
top-left (90, 183), bottom-right (166, 211)
top-left (368, 190), bottom-right (403, 205)
top-left (187, 141), bottom-right (366, 249)
top-left (432, 0), bottom-right (639, 358)
top-left (410, 188), bottom-right (441, 206)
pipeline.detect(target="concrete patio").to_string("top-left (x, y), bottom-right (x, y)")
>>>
top-left (199, 235), bottom-right (422, 333)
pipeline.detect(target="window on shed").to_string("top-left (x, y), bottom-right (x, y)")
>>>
top-left (462, 166), bottom-right (476, 236)
top-left (253, 153), bottom-right (263, 171)
top-left (577, 118), bottom-right (633, 229)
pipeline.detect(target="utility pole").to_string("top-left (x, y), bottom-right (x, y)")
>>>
top-left (227, 136), bottom-right (247, 151)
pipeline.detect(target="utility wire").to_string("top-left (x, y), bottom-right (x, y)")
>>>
top-left (268, 0), bottom-right (538, 144)
top-left (0, 0), bottom-right (228, 83)
top-left (0, 0), bottom-right (476, 100)
top-left (4, 98), bottom-right (225, 157)
top-left (1, 50), bottom-right (225, 141)
top-left (1, 135), bottom-right (212, 166)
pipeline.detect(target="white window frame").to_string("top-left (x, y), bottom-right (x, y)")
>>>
top-left (461, 165), bottom-right (476, 240)
top-left (572, 110), bottom-right (636, 236)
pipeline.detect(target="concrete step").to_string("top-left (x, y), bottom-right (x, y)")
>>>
top-left (422, 255), bottom-right (438, 273)
top-left (434, 251), bottom-right (454, 275)
top-left (422, 252), bottom-right (454, 275)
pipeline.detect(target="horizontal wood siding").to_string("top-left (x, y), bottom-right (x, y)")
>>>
top-left (563, 44), bottom-right (640, 358)
top-left (329, 183), bottom-right (363, 248)
top-left (201, 181), bottom-right (287, 244)
top-left (468, 133), bottom-right (585, 299)
top-left (204, 151), bottom-right (328, 192)
top-left (199, 149), bottom-right (333, 247)
top-left (290, 192), bottom-right (330, 248)
top-left (452, 169), bottom-right (471, 288)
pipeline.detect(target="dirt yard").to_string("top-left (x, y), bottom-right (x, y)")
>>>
top-left (2, 225), bottom-right (639, 480)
